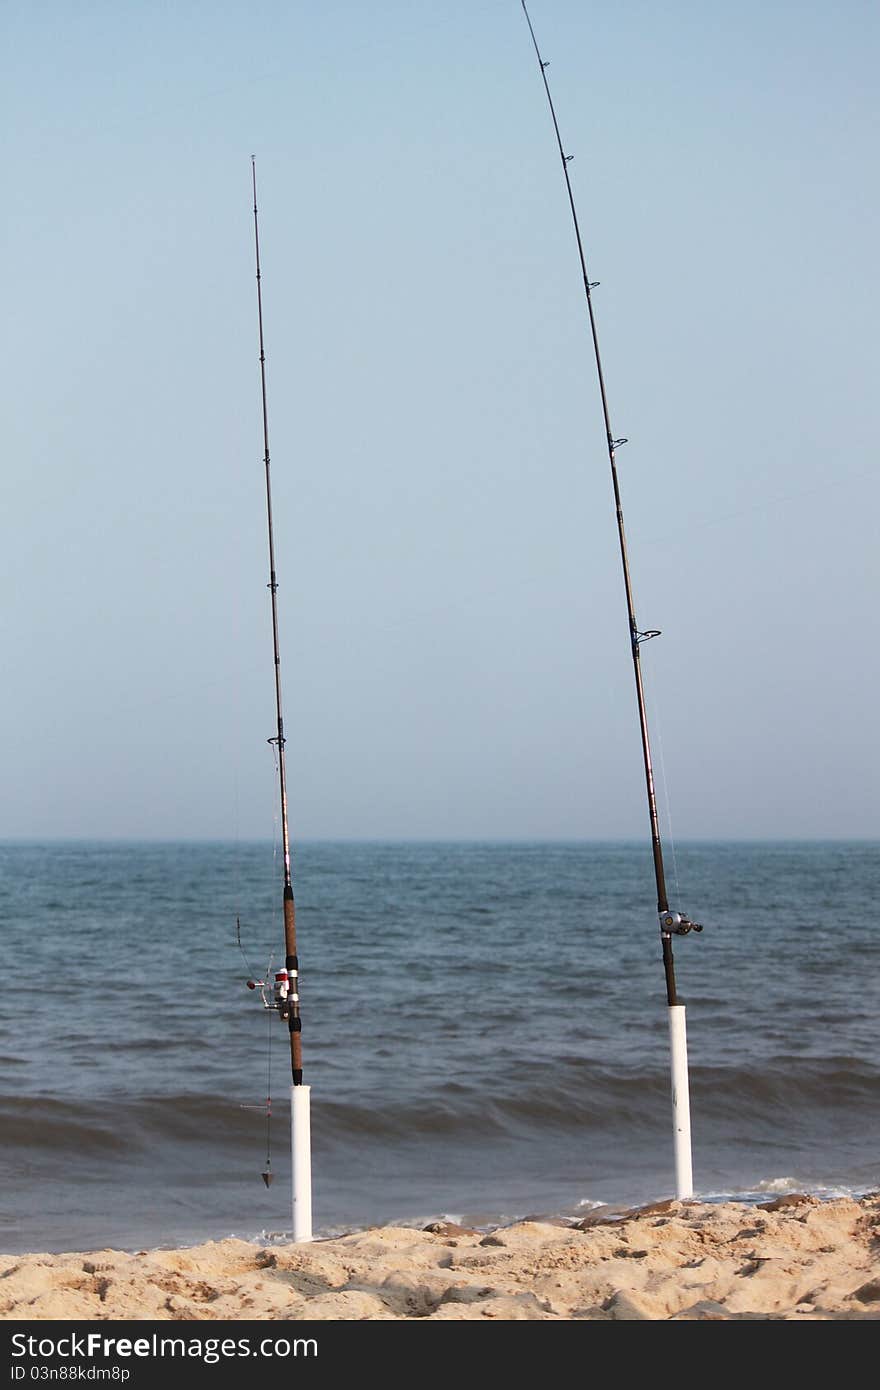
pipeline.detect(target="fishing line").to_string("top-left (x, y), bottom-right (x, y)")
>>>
top-left (230, 474), bottom-right (245, 947)
top-left (237, 914), bottom-right (277, 1185)
top-left (269, 737), bottom-right (281, 909)
top-left (264, 1004), bottom-right (274, 1185)
top-left (519, 0), bottom-right (701, 945)
top-left (643, 659), bottom-right (682, 909)
top-left (235, 914), bottom-right (258, 981)
top-left (684, 468), bottom-right (872, 534)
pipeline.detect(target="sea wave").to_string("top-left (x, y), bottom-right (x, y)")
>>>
top-left (3, 1054), bottom-right (877, 1154)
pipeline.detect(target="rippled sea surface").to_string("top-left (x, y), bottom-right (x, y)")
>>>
top-left (1, 840), bottom-right (877, 1252)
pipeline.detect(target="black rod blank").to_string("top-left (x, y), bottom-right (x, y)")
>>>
top-left (520, 3), bottom-right (701, 1002)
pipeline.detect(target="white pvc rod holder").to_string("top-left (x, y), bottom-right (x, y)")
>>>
top-left (290, 1084), bottom-right (313, 1243)
top-left (668, 1004), bottom-right (693, 1199)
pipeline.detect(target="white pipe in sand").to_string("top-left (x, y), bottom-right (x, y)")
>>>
top-left (290, 1084), bottom-right (312, 1243)
top-left (668, 1004), bottom-right (693, 1199)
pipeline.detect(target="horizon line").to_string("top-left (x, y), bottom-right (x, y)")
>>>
top-left (0, 834), bottom-right (877, 846)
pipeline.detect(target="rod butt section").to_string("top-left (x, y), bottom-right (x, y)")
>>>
top-left (290, 1084), bottom-right (312, 1243)
top-left (668, 1004), bottom-right (693, 1200)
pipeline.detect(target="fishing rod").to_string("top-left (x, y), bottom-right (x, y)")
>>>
top-left (520, 1), bottom-right (703, 1199)
top-left (245, 157), bottom-right (312, 1241)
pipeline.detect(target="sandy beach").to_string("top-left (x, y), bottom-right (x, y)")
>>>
top-left (2, 1194), bottom-right (878, 1321)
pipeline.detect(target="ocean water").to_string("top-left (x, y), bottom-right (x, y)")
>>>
top-left (0, 839), bottom-right (877, 1254)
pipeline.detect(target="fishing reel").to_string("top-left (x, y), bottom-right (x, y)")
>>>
top-left (660, 910), bottom-right (703, 936)
top-left (246, 968), bottom-right (291, 1018)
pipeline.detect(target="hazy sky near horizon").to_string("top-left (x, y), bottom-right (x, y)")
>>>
top-left (2, 1), bottom-right (877, 841)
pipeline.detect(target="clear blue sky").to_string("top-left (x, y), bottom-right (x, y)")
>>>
top-left (2, 1), bottom-right (877, 840)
